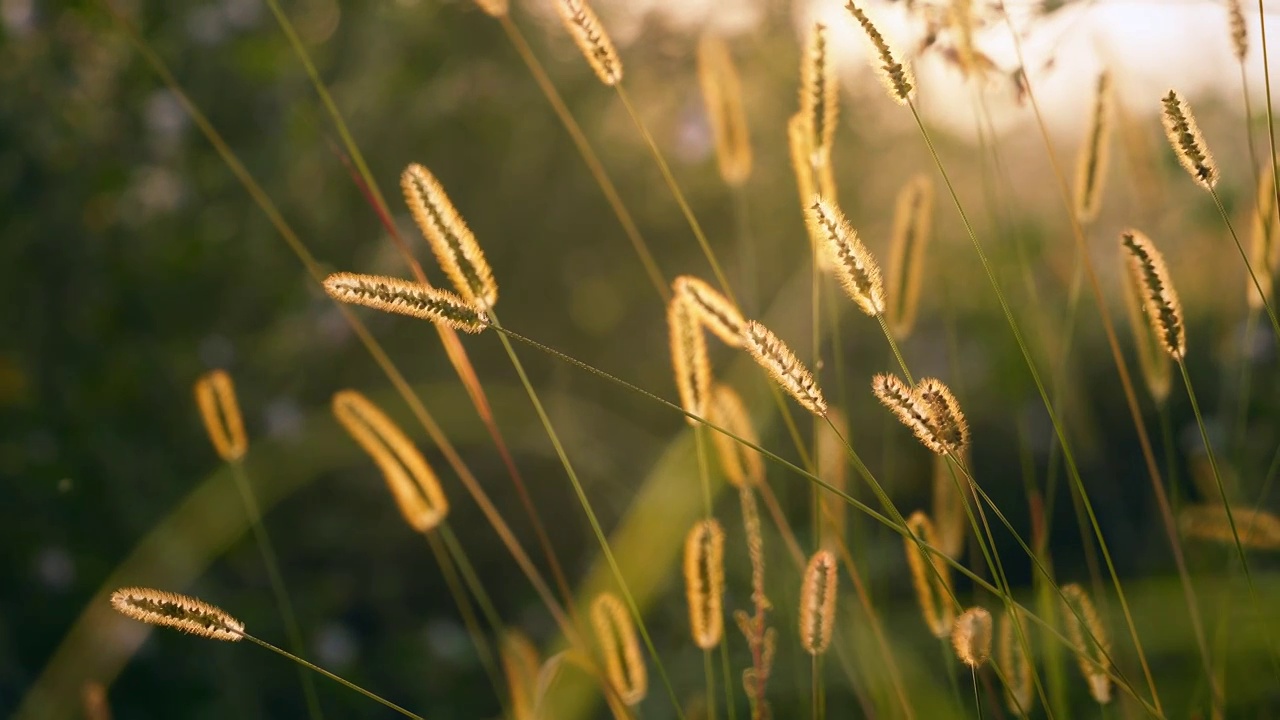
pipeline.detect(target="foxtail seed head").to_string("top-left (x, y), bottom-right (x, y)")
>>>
top-left (845, 1), bottom-right (914, 104)
top-left (669, 295), bottom-right (712, 423)
top-left (499, 630), bottom-right (540, 720)
top-left (914, 377), bottom-right (970, 456)
top-left (333, 390), bottom-right (450, 532)
top-left (707, 383), bottom-right (765, 488)
top-left (1074, 71), bottom-right (1113, 224)
top-left (886, 174), bottom-right (933, 338)
top-left (684, 519), bottom-right (726, 649)
top-left (951, 607), bottom-right (993, 668)
top-left (799, 549), bottom-right (838, 655)
top-left (591, 592), bottom-right (647, 705)
top-left (557, 0), bottom-right (622, 86)
top-left (809, 196), bottom-right (886, 316)
top-left (1120, 230), bottom-right (1186, 360)
top-left (999, 609), bottom-right (1035, 715)
top-left (1228, 0), bottom-right (1247, 61)
top-left (697, 35), bottom-right (752, 186)
top-left (323, 272), bottom-right (488, 333)
top-left (1249, 157), bottom-right (1279, 309)
top-left (1161, 90), bottom-right (1217, 190)
top-left (742, 320), bottom-right (827, 415)
top-left (904, 512), bottom-right (956, 637)
top-left (674, 275), bottom-right (745, 348)
top-left (1061, 583), bottom-right (1112, 704)
top-left (800, 23), bottom-right (839, 161)
top-left (110, 587), bottom-right (244, 641)
top-left (193, 369), bottom-right (247, 463)
top-left (401, 164), bottom-right (497, 310)
top-left (1180, 504), bottom-right (1280, 549)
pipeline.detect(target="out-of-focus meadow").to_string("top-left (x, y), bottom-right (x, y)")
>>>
top-left (6, 0), bottom-right (1280, 718)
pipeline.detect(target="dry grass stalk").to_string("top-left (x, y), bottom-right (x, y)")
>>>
top-left (707, 383), bottom-right (765, 488)
top-left (799, 549), bottom-right (838, 655)
top-left (932, 446), bottom-right (969, 559)
top-left (669, 295), bottom-right (712, 423)
top-left (1074, 71), bottom-right (1113, 224)
top-left (1161, 90), bottom-right (1217, 190)
top-left (684, 519), bottom-right (727, 649)
top-left (323, 272), bottom-right (488, 333)
top-left (674, 275), bottom-right (745, 347)
top-left (999, 608), bottom-right (1034, 715)
top-left (1228, 0), bottom-right (1247, 61)
top-left (845, 1), bottom-right (914, 104)
top-left (110, 587), bottom-right (244, 641)
top-left (904, 512), bottom-right (956, 637)
top-left (742, 320), bottom-right (827, 415)
top-left (1118, 244), bottom-right (1173, 402)
top-left (557, 0), bottom-right (622, 86)
top-left (818, 408), bottom-right (848, 549)
top-left (500, 630), bottom-right (540, 720)
top-left (809, 196), bottom-right (887, 316)
top-left (332, 389), bottom-right (450, 532)
top-left (800, 23), bottom-right (838, 162)
top-left (591, 592), bottom-right (648, 705)
top-left (697, 35), bottom-right (752, 186)
top-left (1120, 230), bottom-right (1186, 360)
top-left (1180, 504), bottom-right (1280, 549)
top-left (1248, 157), bottom-right (1279, 309)
top-left (873, 373), bottom-right (969, 456)
top-left (193, 369), bottom-right (247, 463)
top-left (951, 606), bottom-right (992, 668)
top-left (401, 163), bottom-right (498, 310)
top-left (82, 682), bottom-right (112, 720)
top-left (886, 174), bottom-right (934, 337)
top-left (472, 0), bottom-right (507, 18)
top-left (1061, 583), bottom-right (1112, 704)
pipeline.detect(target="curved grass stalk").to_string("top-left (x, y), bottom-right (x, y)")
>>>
top-left (259, 0), bottom-right (585, 636)
top-left (1208, 190), bottom-right (1280, 342)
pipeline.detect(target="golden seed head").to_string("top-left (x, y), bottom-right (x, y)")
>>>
top-left (684, 519), bottom-right (727, 649)
top-left (669, 295), bottom-right (712, 424)
top-left (809, 196), bottom-right (887, 316)
top-left (1120, 230), bottom-right (1186, 360)
top-left (591, 592), bottom-right (647, 705)
top-left (951, 607), bottom-right (993, 668)
top-left (742, 320), bottom-right (827, 416)
top-left (798, 549), bottom-right (838, 655)
top-left (999, 609), bottom-right (1035, 715)
top-left (800, 23), bottom-right (839, 160)
top-left (1179, 504), bottom-right (1280, 549)
top-left (1248, 157), bottom-right (1279, 309)
top-left (1228, 0), bottom-right (1247, 61)
top-left (193, 369), bottom-right (247, 463)
top-left (332, 389), bottom-right (450, 533)
top-left (706, 383), bottom-right (765, 488)
top-left (1161, 90), bottom-right (1217, 190)
top-left (673, 275), bottom-right (745, 348)
top-left (697, 35), bottom-right (753, 186)
top-left (872, 373), bottom-right (968, 456)
top-left (401, 164), bottom-right (498, 310)
top-left (845, 1), bottom-right (914, 104)
top-left (1074, 71), bottom-right (1113, 224)
top-left (886, 174), bottom-right (934, 338)
top-left (557, 0), bottom-right (623, 86)
top-left (110, 587), bottom-right (244, 641)
top-left (737, 486), bottom-right (770, 612)
top-left (499, 630), bottom-right (540, 720)
top-left (322, 272), bottom-right (488, 333)
top-left (1061, 583), bottom-right (1112, 705)
top-left (904, 511), bottom-right (955, 637)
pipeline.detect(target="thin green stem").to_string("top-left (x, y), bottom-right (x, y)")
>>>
top-left (226, 462), bottom-right (322, 719)
top-left (1209, 189), bottom-right (1280, 341)
top-left (876, 315), bottom-right (914, 384)
top-left (972, 668), bottom-right (983, 720)
top-left (241, 634), bottom-right (424, 720)
top-left (719, 640), bottom-right (737, 720)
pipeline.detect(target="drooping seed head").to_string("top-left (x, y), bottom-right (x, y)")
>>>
top-left (886, 174), bottom-right (934, 338)
top-left (999, 608), bottom-right (1035, 715)
top-left (706, 383), bottom-right (765, 488)
top-left (332, 389), bottom-right (450, 532)
top-left (798, 549), bottom-right (838, 655)
top-left (591, 592), bottom-right (647, 705)
top-left (697, 35), bottom-right (752, 186)
top-left (669, 295), bottom-right (712, 423)
top-left (684, 519), bottom-right (726, 649)
top-left (323, 272), bottom-right (489, 333)
top-left (673, 275), bottom-right (745, 347)
top-left (193, 369), bottom-right (247, 462)
top-left (1117, 242), bottom-right (1173, 402)
top-left (1161, 90), bottom-right (1217, 190)
top-left (951, 607), bottom-right (993, 668)
top-left (904, 512), bottom-right (956, 637)
top-left (1179, 503), bottom-right (1280, 549)
top-left (845, 1), bottom-right (914, 104)
top-left (557, 0), bottom-right (623, 86)
top-left (742, 320), bottom-right (827, 415)
top-left (1074, 71), bottom-right (1113, 224)
top-left (110, 587), bottom-right (244, 641)
top-left (401, 163), bottom-right (498, 310)
top-left (809, 196), bottom-right (887, 316)
top-left (1120, 230), bottom-right (1186, 359)
top-left (800, 23), bottom-right (839, 161)
top-left (1061, 583), bottom-right (1112, 705)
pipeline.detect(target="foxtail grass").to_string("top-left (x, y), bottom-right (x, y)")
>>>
top-left (697, 34), bottom-right (752, 187)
